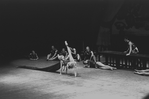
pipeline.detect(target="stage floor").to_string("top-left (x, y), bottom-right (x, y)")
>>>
top-left (0, 57), bottom-right (149, 99)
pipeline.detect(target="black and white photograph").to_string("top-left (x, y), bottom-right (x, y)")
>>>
top-left (0, 0), bottom-right (149, 99)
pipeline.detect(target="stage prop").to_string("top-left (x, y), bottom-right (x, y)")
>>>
top-left (18, 62), bottom-right (60, 72)
top-left (99, 51), bottom-right (149, 70)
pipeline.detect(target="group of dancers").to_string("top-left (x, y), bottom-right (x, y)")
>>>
top-left (28, 38), bottom-right (149, 77)
top-left (29, 41), bottom-right (117, 77)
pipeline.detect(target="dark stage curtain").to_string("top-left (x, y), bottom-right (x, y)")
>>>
top-left (96, 0), bottom-right (124, 51)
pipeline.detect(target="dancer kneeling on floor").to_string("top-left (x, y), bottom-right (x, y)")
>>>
top-left (58, 41), bottom-right (77, 77)
top-left (29, 50), bottom-right (39, 60)
top-left (47, 46), bottom-right (58, 61)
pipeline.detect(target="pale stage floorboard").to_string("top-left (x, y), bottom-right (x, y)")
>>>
top-left (0, 57), bottom-right (149, 99)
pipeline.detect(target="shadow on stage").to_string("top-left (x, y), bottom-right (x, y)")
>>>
top-left (17, 62), bottom-right (80, 77)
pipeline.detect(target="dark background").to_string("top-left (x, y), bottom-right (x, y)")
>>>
top-left (0, 0), bottom-right (149, 61)
top-left (0, 0), bottom-right (104, 59)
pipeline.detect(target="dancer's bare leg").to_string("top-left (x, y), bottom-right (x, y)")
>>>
top-left (77, 54), bottom-right (81, 61)
top-left (67, 61), bottom-right (77, 77)
top-left (135, 69), bottom-right (149, 72)
top-left (74, 64), bottom-right (77, 77)
top-left (100, 65), bottom-right (114, 70)
top-left (60, 60), bottom-right (63, 75)
top-left (134, 71), bottom-right (149, 75)
top-left (65, 64), bottom-right (68, 74)
top-left (134, 69), bottom-right (149, 76)
top-left (96, 62), bottom-right (116, 70)
top-left (65, 41), bottom-right (78, 77)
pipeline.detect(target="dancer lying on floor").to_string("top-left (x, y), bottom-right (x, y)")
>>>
top-left (124, 38), bottom-right (139, 56)
top-left (58, 41), bottom-right (77, 77)
top-left (95, 60), bottom-right (117, 70)
top-left (84, 54), bottom-right (117, 70)
top-left (47, 46), bottom-right (58, 61)
top-left (134, 69), bottom-right (149, 75)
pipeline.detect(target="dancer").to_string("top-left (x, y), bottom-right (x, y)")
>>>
top-left (58, 48), bottom-right (68, 59)
top-left (29, 50), bottom-right (38, 60)
top-left (47, 46), bottom-right (58, 61)
top-left (71, 48), bottom-right (81, 61)
top-left (58, 41), bottom-right (77, 77)
top-left (57, 48), bottom-right (68, 75)
top-left (83, 46), bottom-right (96, 67)
top-left (86, 54), bottom-right (117, 70)
top-left (134, 69), bottom-right (149, 75)
top-left (124, 38), bottom-right (139, 56)
top-left (95, 61), bottom-right (117, 70)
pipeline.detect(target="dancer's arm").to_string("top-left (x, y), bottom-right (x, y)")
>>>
top-left (35, 53), bottom-right (39, 59)
top-left (124, 48), bottom-right (129, 53)
top-left (135, 47), bottom-right (139, 53)
top-left (91, 51), bottom-right (93, 56)
top-left (51, 50), bottom-right (58, 58)
top-left (126, 42), bottom-right (132, 56)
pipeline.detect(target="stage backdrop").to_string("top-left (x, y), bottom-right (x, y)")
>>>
top-left (96, 0), bottom-right (149, 53)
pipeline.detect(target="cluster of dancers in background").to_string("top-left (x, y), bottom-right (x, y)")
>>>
top-left (28, 38), bottom-right (149, 76)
